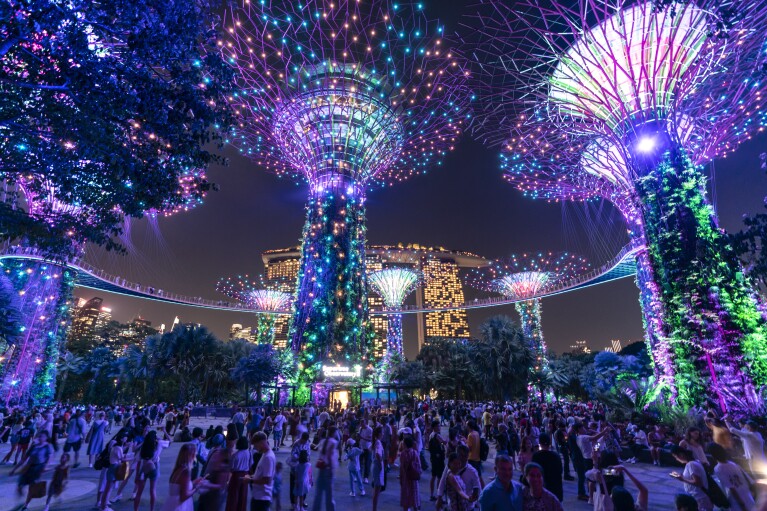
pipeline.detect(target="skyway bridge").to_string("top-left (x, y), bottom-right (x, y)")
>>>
top-left (0, 243), bottom-right (642, 315)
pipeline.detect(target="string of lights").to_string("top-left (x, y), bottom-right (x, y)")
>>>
top-left (465, 0), bottom-right (767, 412)
top-left (222, 0), bottom-right (472, 399)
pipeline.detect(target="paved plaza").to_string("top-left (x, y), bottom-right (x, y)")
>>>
top-left (0, 417), bottom-right (684, 511)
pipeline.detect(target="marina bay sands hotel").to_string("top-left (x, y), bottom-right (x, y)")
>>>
top-left (261, 244), bottom-right (488, 356)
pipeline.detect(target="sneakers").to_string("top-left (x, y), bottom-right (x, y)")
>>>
top-left (363, 478), bottom-right (368, 484)
top-left (360, 490), bottom-right (366, 496)
top-left (111, 494), bottom-right (122, 503)
top-left (349, 492), bottom-right (356, 497)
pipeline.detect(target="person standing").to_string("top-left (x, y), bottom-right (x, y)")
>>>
top-left (399, 436), bottom-right (422, 511)
top-left (370, 427), bottom-right (386, 511)
top-left (466, 421), bottom-right (483, 486)
top-left (670, 446), bottom-right (713, 511)
top-left (249, 432), bottom-right (276, 511)
top-left (478, 455), bottom-right (523, 511)
top-left (288, 432), bottom-right (311, 509)
top-left (198, 434), bottom-right (231, 511)
top-left (725, 418), bottom-right (767, 477)
top-left (428, 421), bottom-right (446, 502)
top-left (531, 434), bottom-right (563, 502)
top-left (312, 425), bottom-right (338, 511)
top-left (567, 424), bottom-right (588, 502)
top-left (520, 463), bottom-right (563, 511)
top-left (359, 419), bottom-right (373, 483)
top-left (225, 437), bottom-right (253, 511)
top-left (344, 439), bottom-right (364, 497)
top-left (88, 412), bottom-right (109, 468)
top-left (273, 411), bottom-right (286, 452)
top-left (160, 444), bottom-right (200, 511)
top-left (64, 410), bottom-right (87, 468)
top-left (552, 422), bottom-right (573, 481)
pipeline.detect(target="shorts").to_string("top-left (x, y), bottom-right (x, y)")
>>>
top-left (468, 459), bottom-right (482, 475)
top-left (250, 499), bottom-right (271, 511)
top-left (64, 440), bottom-right (82, 452)
top-left (106, 463), bottom-right (118, 482)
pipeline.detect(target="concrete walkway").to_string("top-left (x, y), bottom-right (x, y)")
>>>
top-left (0, 418), bottom-right (682, 511)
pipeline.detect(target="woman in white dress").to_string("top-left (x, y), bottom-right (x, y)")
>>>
top-left (161, 444), bottom-right (200, 511)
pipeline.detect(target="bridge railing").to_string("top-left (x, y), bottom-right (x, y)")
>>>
top-left (0, 242), bottom-right (641, 315)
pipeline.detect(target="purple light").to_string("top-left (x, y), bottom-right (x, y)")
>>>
top-left (636, 136), bottom-right (656, 154)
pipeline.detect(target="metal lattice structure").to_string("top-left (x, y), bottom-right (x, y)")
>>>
top-left (368, 267), bottom-right (422, 375)
top-left (221, 0), bottom-right (472, 387)
top-left (466, 252), bottom-right (590, 372)
top-left (217, 274), bottom-right (293, 345)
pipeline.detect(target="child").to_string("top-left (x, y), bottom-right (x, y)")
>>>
top-left (44, 453), bottom-right (70, 511)
top-left (273, 461), bottom-right (283, 511)
top-left (293, 449), bottom-right (312, 510)
top-left (345, 438), bottom-right (365, 497)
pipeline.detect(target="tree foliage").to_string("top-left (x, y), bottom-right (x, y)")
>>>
top-left (0, 0), bottom-right (235, 257)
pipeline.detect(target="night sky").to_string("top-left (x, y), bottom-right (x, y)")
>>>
top-left (74, 2), bottom-right (767, 360)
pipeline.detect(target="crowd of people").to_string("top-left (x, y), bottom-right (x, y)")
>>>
top-left (1, 399), bottom-right (766, 511)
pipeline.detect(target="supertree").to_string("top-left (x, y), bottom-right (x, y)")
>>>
top-left (0, 181), bottom-right (79, 407)
top-left (223, 0), bottom-right (471, 391)
top-left (466, 252), bottom-right (590, 373)
top-left (466, 0), bottom-right (767, 412)
top-left (216, 275), bottom-right (293, 345)
top-left (368, 267), bottom-right (423, 378)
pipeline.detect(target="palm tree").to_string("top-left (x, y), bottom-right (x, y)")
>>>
top-left (56, 351), bottom-right (84, 400)
top-left (231, 343), bottom-right (281, 405)
top-left (475, 315), bottom-right (533, 400)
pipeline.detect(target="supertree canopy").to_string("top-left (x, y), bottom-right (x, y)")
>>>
top-left (216, 274), bottom-right (292, 345)
top-left (466, 252), bottom-right (590, 373)
top-left (223, 0), bottom-right (471, 390)
top-left (368, 267), bottom-right (422, 378)
top-left (466, 0), bottom-right (767, 412)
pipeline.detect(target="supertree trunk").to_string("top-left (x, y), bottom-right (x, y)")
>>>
top-left (635, 150), bottom-right (767, 413)
top-left (634, 242), bottom-right (677, 401)
top-left (0, 260), bottom-right (74, 407)
top-left (515, 299), bottom-right (547, 371)
top-left (289, 188), bottom-right (372, 401)
top-left (255, 314), bottom-right (277, 345)
top-left (374, 313), bottom-right (404, 383)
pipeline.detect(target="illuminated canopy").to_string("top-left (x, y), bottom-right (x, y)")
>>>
top-left (550, 2), bottom-right (712, 133)
top-left (224, 0), bottom-right (471, 190)
top-left (467, 252), bottom-right (590, 299)
top-left (369, 267), bottom-right (422, 307)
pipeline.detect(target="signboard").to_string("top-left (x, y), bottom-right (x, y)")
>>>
top-left (322, 365), bottom-right (362, 379)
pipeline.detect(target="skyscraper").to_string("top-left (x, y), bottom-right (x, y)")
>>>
top-left (262, 244), bottom-right (487, 355)
top-left (68, 296), bottom-right (103, 354)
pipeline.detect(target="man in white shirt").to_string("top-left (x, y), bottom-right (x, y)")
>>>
top-left (436, 444), bottom-right (481, 510)
top-left (359, 420), bottom-right (373, 483)
top-left (250, 432), bottom-right (276, 511)
top-left (726, 418), bottom-right (767, 476)
top-left (272, 410), bottom-right (286, 451)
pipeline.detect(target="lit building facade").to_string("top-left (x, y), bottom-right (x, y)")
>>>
top-left (262, 244), bottom-right (487, 355)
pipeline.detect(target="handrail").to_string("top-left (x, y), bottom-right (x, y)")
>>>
top-left (0, 242), bottom-right (640, 315)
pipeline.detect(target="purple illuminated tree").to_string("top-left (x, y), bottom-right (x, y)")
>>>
top-left (216, 275), bottom-right (292, 345)
top-left (368, 267), bottom-right (422, 379)
top-left (222, 0), bottom-right (471, 392)
top-left (466, 0), bottom-right (767, 411)
top-left (466, 252), bottom-right (589, 374)
top-left (0, 180), bottom-right (78, 407)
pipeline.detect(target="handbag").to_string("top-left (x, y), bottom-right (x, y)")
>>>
top-left (116, 461), bottom-right (131, 481)
top-left (28, 481), bottom-right (47, 499)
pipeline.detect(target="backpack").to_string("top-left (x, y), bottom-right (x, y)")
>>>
top-left (94, 445), bottom-right (110, 470)
top-left (702, 472), bottom-right (730, 509)
top-left (428, 434), bottom-right (445, 461)
top-left (479, 437), bottom-right (490, 462)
